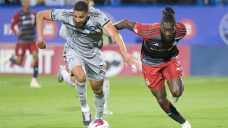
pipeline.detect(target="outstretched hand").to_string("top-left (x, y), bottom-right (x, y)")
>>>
top-left (122, 52), bottom-right (139, 68)
top-left (36, 40), bottom-right (46, 49)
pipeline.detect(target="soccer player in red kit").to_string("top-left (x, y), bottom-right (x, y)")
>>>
top-left (114, 7), bottom-right (191, 128)
top-left (9, 0), bottom-right (41, 88)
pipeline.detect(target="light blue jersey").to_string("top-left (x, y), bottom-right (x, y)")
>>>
top-left (51, 7), bottom-right (110, 58)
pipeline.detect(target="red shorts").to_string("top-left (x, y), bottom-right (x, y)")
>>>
top-left (142, 57), bottom-right (183, 91)
top-left (15, 42), bottom-right (38, 57)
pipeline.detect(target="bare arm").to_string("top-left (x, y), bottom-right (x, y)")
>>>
top-left (36, 10), bottom-right (52, 49)
top-left (36, 10), bottom-right (52, 41)
top-left (103, 21), bottom-right (138, 67)
top-left (114, 19), bottom-right (136, 31)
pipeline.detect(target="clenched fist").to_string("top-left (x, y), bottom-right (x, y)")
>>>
top-left (36, 40), bottom-right (46, 49)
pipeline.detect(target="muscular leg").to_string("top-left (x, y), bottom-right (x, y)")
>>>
top-left (167, 78), bottom-right (184, 97)
top-left (151, 85), bottom-right (186, 124)
top-left (30, 51), bottom-right (41, 88)
top-left (89, 79), bottom-right (105, 119)
top-left (10, 55), bottom-right (23, 65)
top-left (31, 51), bottom-right (39, 78)
top-left (71, 65), bottom-right (88, 108)
top-left (10, 43), bottom-right (25, 65)
top-left (58, 66), bottom-right (112, 115)
top-left (71, 65), bottom-right (91, 126)
top-left (166, 79), bottom-right (191, 127)
top-left (163, 58), bottom-right (184, 102)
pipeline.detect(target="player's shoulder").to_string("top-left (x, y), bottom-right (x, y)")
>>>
top-left (150, 23), bottom-right (161, 30)
top-left (89, 6), bottom-right (103, 17)
top-left (136, 22), bottom-right (160, 30)
top-left (176, 22), bottom-right (187, 38)
top-left (134, 22), bottom-right (160, 39)
top-left (53, 9), bottom-right (73, 16)
top-left (63, 9), bottom-right (73, 15)
top-left (29, 10), bottom-right (36, 15)
top-left (14, 9), bottom-right (24, 16)
top-left (176, 22), bottom-right (186, 30)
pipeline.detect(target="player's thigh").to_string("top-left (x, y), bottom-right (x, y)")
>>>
top-left (142, 64), bottom-right (165, 91)
top-left (163, 58), bottom-right (184, 95)
top-left (89, 79), bottom-right (104, 95)
top-left (71, 65), bottom-right (87, 83)
top-left (29, 43), bottom-right (38, 59)
top-left (64, 48), bottom-right (86, 82)
top-left (167, 78), bottom-right (184, 96)
top-left (84, 52), bottom-right (106, 81)
top-left (151, 84), bottom-right (167, 104)
top-left (15, 43), bottom-right (27, 59)
top-left (162, 57), bottom-right (183, 80)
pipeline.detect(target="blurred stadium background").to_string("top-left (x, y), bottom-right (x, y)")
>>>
top-left (0, 0), bottom-right (228, 128)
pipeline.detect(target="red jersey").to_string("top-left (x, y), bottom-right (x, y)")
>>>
top-left (133, 22), bottom-right (186, 65)
top-left (10, 10), bottom-right (36, 43)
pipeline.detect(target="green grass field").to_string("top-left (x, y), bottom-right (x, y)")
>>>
top-left (0, 75), bottom-right (228, 128)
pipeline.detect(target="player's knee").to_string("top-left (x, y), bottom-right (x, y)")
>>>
top-left (75, 75), bottom-right (86, 83)
top-left (171, 88), bottom-right (183, 97)
top-left (70, 76), bottom-right (76, 82)
top-left (33, 56), bottom-right (39, 63)
top-left (17, 59), bottom-right (23, 65)
top-left (93, 88), bottom-right (103, 95)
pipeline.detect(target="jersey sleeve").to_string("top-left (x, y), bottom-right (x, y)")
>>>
top-left (176, 22), bottom-right (187, 40)
top-left (51, 9), bottom-right (70, 23)
top-left (10, 11), bottom-right (20, 34)
top-left (133, 22), bottom-right (160, 40)
top-left (96, 10), bottom-right (110, 27)
top-left (133, 22), bottom-right (145, 38)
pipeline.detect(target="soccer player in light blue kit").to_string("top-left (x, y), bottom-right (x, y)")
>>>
top-left (36, 0), bottom-right (138, 127)
top-left (58, 23), bottom-right (113, 115)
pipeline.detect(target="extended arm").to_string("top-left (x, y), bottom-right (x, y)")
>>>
top-left (36, 10), bottom-right (52, 49)
top-left (114, 19), bottom-right (136, 31)
top-left (103, 21), bottom-right (138, 67)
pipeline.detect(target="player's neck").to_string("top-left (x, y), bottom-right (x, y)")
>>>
top-left (22, 8), bottom-right (29, 12)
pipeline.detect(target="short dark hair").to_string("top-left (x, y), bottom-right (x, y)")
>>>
top-left (161, 7), bottom-right (176, 25)
top-left (74, 1), bottom-right (89, 12)
top-left (162, 7), bottom-right (175, 16)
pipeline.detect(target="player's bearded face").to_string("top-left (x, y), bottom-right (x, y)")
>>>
top-left (73, 11), bottom-right (89, 27)
top-left (161, 22), bottom-right (176, 43)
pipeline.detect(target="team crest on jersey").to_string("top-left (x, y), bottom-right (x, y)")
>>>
top-left (67, 57), bottom-right (74, 63)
